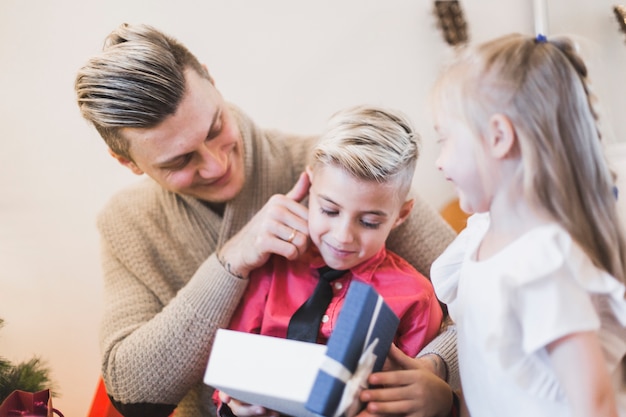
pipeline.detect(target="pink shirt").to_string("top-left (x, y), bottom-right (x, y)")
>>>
top-left (228, 246), bottom-right (443, 357)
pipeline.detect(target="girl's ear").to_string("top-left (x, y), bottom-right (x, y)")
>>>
top-left (392, 198), bottom-right (415, 229)
top-left (487, 113), bottom-right (517, 159)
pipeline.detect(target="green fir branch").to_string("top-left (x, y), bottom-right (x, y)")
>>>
top-left (0, 318), bottom-right (58, 403)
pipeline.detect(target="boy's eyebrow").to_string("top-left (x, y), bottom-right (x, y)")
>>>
top-left (361, 209), bottom-right (389, 217)
top-left (318, 194), bottom-right (389, 217)
top-left (319, 194), bottom-right (340, 206)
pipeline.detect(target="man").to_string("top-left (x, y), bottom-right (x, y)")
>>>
top-left (75, 23), bottom-right (457, 417)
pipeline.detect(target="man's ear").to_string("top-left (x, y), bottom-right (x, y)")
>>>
top-left (392, 198), bottom-right (415, 229)
top-left (108, 148), bottom-right (144, 175)
top-left (487, 114), bottom-right (516, 159)
top-left (202, 64), bottom-right (215, 85)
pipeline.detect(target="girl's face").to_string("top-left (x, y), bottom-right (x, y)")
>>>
top-left (307, 165), bottom-right (412, 271)
top-left (435, 113), bottom-right (492, 214)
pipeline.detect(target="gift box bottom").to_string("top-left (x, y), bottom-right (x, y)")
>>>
top-left (204, 329), bottom-right (327, 417)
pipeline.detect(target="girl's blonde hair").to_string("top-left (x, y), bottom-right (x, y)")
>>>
top-left (433, 33), bottom-right (626, 284)
top-left (309, 105), bottom-right (420, 201)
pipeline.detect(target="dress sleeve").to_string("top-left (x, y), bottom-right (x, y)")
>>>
top-left (510, 226), bottom-right (626, 354)
top-left (514, 265), bottom-right (600, 354)
top-left (421, 213), bottom-right (488, 389)
top-left (431, 213), bottom-right (489, 306)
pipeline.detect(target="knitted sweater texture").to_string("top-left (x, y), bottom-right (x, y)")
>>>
top-left (97, 106), bottom-right (457, 416)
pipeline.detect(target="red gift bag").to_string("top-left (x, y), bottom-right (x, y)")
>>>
top-left (0, 389), bottom-right (63, 417)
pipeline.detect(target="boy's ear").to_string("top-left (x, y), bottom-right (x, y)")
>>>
top-left (108, 148), bottom-right (144, 176)
top-left (392, 198), bottom-right (415, 229)
top-left (305, 165), bottom-right (314, 181)
top-left (488, 113), bottom-right (516, 159)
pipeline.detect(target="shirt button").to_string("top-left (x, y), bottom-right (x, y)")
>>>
top-left (334, 282), bottom-right (343, 290)
top-left (321, 315), bottom-right (330, 323)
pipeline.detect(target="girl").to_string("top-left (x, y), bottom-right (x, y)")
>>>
top-left (430, 33), bottom-right (626, 417)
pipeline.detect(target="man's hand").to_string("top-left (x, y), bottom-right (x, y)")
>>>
top-left (218, 172), bottom-right (311, 278)
top-left (357, 344), bottom-right (454, 417)
top-left (413, 353), bottom-right (447, 381)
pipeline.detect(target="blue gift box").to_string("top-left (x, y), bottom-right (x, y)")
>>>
top-left (305, 281), bottom-right (400, 417)
top-left (204, 281), bottom-right (399, 417)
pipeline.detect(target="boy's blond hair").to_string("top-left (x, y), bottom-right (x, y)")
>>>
top-left (309, 105), bottom-right (420, 202)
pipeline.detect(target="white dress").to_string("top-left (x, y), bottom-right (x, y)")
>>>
top-left (432, 213), bottom-right (626, 417)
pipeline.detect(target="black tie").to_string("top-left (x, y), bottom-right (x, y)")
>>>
top-left (286, 266), bottom-right (348, 343)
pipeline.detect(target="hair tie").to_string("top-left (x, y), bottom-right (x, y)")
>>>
top-left (535, 33), bottom-right (547, 43)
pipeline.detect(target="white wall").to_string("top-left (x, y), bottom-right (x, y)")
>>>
top-left (0, 1), bottom-right (624, 415)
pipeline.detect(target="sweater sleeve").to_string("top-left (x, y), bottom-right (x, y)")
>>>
top-left (417, 323), bottom-right (460, 390)
top-left (100, 250), bottom-right (248, 406)
top-left (98, 184), bottom-right (249, 408)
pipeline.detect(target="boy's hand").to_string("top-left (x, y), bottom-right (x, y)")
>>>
top-left (357, 344), bottom-right (454, 417)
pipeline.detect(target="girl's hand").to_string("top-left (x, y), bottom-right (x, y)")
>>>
top-left (357, 344), bottom-right (454, 417)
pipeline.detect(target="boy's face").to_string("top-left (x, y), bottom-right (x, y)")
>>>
top-left (307, 164), bottom-right (413, 270)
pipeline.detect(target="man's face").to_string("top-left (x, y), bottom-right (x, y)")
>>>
top-left (117, 69), bottom-right (245, 203)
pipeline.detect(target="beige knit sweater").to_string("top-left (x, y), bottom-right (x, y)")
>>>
top-left (97, 106), bottom-right (457, 416)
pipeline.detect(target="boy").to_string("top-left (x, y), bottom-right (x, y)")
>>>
top-left (216, 105), bottom-right (443, 415)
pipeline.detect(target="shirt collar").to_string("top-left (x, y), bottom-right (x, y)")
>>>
top-left (308, 245), bottom-right (388, 284)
